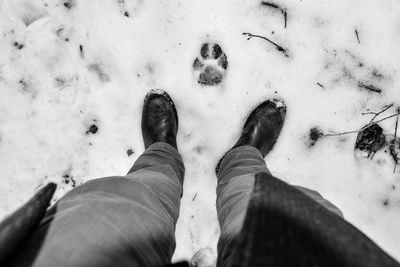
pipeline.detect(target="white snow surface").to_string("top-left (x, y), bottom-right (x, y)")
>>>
top-left (1, 0), bottom-right (400, 264)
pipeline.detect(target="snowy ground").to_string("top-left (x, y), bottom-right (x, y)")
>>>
top-left (1, 0), bottom-right (400, 265)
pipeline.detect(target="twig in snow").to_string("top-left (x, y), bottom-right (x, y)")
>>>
top-left (390, 108), bottom-right (399, 173)
top-left (261, 1), bottom-right (288, 28)
top-left (283, 11), bottom-right (287, 28)
top-left (314, 110), bottom-right (400, 166)
top-left (316, 82), bottom-right (325, 88)
top-left (394, 108), bottom-right (399, 141)
top-left (363, 113), bottom-right (400, 128)
top-left (261, 1), bottom-right (279, 9)
top-left (358, 81), bottom-right (382, 93)
top-left (324, 130), bottom-right (359, 137)
top-left (355, 29), bottom-right (360, 44)
top-left (324, 111), bottom-right (400, 137)
top-left (192, 193), bottom-right (197, 201)
top-left (362, 104), bottom-right (393, 124)
top-left (243, 32), bottom-right (289, 57)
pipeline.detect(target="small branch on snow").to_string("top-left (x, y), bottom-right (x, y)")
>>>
top-left (363, 113), bottom-right (400, 129)
top-left (261, 1), bottom-right (279, 9)
top-left (283, 11), bottom-right (287, 28)
top-left (317, 109), bottom-right (400, 172)
top-left (362, 104), bottom-right (393, 124)
top-left (358, 81), bottom-right (382, 93)
top-left (391, 108), bottom-right (399, 173)
top-left (324, 111), bottom-right (400, 137)
top-left (355, 29), bottom-right (360, 44)
top-left (394, 108), bottom-right (399, 141)
top-left (324, 130), bottom-right (359, 137)
top-left (261, 1), bottom-right (288, 28)
top-left (243, 32), bottom-right (290, 57)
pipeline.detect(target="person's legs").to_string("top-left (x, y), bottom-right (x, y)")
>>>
top-left (7, 142), bottom-right (184, 267)
top-left (7, 90), bottom-right (183, 267)
top-left (216, 145), bottom-right (343, 266)
top-left (215, 99), bottom-right (342, 267)
top-left (216, 146), bottom-right (268, 267)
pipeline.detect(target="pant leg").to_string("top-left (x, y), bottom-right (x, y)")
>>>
top-left (228, 172), bottom-right (399, 267)
top-left (295, 186), bottom-right (343, 217)
top-left (215, 145), bottom-right (342, 267)
top-left (7, 142), bottom-right (184, 267)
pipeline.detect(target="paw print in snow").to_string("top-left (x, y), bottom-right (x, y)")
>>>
top-left (193, 42), bottom-right (228, 86)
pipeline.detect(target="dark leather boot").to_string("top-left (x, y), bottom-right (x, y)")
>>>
top-left (216, 99), bottom-right (286, 175)
top-left (232, 99), bottom-right (286, 156)
top-left (142, 90), bottom-right (178, 149)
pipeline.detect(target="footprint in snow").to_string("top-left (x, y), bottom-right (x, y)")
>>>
top-left (193, 42), bottom-right (228, 86)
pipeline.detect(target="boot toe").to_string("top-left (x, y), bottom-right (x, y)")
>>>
top-left (142, 90), bottom-right (178, 149)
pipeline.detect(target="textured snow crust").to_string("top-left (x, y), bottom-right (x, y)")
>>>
top-left (1, 0), bottom-right (400, 264)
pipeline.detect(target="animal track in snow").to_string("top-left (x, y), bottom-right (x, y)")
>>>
top-left (193, 42), bottom-right (228, 86)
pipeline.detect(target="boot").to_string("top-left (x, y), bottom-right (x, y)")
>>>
top-left (142, 89), bottom-right (178, 149)
top-left (216, 99), bottom-right (286, 174)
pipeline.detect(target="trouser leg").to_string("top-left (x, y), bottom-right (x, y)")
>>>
top-left (8, 142), bottom-right (184, 267)
top-left (215, 145), bottom-right (342, 267)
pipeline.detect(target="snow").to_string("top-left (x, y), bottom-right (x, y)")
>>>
top-left (1, 0), bottom-right (400, 265)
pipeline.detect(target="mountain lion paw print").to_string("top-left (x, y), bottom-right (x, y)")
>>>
top-left (193, 42), bottom-right (228, 86)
